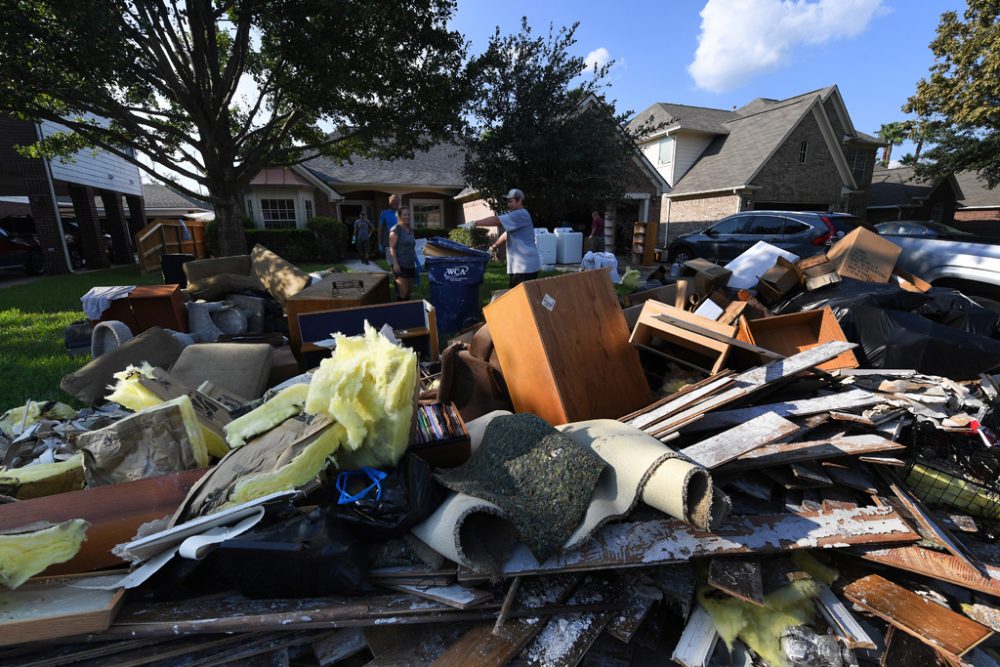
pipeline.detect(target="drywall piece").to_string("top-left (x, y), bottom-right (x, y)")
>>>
top-left (471, 505), bottom-right (918, 579)
top-left (854, 545), bottom-right (1000, 598)
top-left (305, 324), bottom-right (417, 468)
top-left (720, 435), bottom-right (905, 472)
top-left (684, 389), bottom-right (882, 433)
top-left (224, 383), bottom-right (308, 448)
top-left (672, 605), bottom-right (720, 667)
top-left (0, 519), bottom-right (89, 589)
top-left (0, 574), bottom-right (125, 646)
top-left (0, 452), bottom-right (84, 499)
top-left (815, 583), bottom-right (876, 650)
top-left (680, 412), bottom-right (799, 469)
top-left (708, 558), bottom-right (764, 606)
top-left (724, 241), bottom-right (800, 290)
top-left (843, 573), bottom-right (992, 658)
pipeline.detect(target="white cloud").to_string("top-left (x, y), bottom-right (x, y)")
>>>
top-left (688, 0), bottom-right (886, 92)
top-left (584, 47), bottom-right (611, 72)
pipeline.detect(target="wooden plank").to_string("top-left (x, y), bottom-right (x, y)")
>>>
top-left (853, 545), bottom-right (1000, 597)
top-left (679, 412), bottom-right (799, 469)
top-left (624, 374), bottom-right (733, 431)
top-left (822, 461), bottom-right (878, 494)
top-left (0, 575), bottom-right (124, 647)
top-left (464, 505), bottom-right (919, 579)
top-left (671, 606), bottom-right (719, 667)
top-left (789, 461), bottom-right (833, 487)
top-left (726, 473), bottom-right (774, 502)
top-left (386, 584), bottom-right (491, 610)
top-left (707, 558), bottom-right (764, 606)
top-left (605, 579), bottom-right (662, 643)
top-left (684, 388), bottom-right (882, 433)
top-left (719, 435), bottom-right (905, 472)
top-left (733, 341), bottom-right (856, 386)
top-left (815, 583), bottom-right (877, 650)
top-left (311, 628), bottom-right (367, 666)
top-left (517, 577), bottom-right (618, 667)
top-left (843, 574), bottom-right (993, 659)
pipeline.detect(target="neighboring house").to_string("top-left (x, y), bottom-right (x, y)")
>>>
top-left (867, 165), bottom-right (1000, 229)
top-left (243, 143), bottom-right (467, 232)
top-left (628, 85), bottom-right (883, 242)
top-left (0, 116), bottom-right (145, 272)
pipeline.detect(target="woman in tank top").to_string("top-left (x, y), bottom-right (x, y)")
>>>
top-left (388, 205), bottom-right (417, 300)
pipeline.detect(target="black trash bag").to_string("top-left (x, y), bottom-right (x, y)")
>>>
top-left (212, 507), bottom-right (368, 598)
top-left (329, 454), bottom-right (446, 541)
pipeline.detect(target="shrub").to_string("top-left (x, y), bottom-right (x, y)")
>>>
top-left (307, 216), bottom-right (348, 261)
top-left (244, 228), bottom-right (318, 262)
top-left (204, 217), bottom-right (256, 257)
top-left (448, 226), bottom-right (490, 250)
top-left (411, 227), bottom-right (448, 240)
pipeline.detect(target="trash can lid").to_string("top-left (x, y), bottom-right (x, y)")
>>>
top-left (426, 236), bottom-right (491, 259)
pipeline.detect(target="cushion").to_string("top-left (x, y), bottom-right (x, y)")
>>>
top-left (170, 343), bottom-right (274, 401)
top-left (184, 255), bottom-right (254, 292)
top-left (250, 244), bottom-right (310, 306)
top-left (60, 327), bottom-right (185, 405)
top-left (187, 273), bottom-right (265, 301)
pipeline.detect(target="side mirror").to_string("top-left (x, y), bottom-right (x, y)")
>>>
top-left (704, 228), bottom-right (718, 238)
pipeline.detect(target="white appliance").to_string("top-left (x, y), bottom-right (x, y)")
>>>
top-left (554, 227), bottom-right (583, 264)
top-left (534, 228), bottom-right (557, 265)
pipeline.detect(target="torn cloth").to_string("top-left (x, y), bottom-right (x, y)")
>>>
top-left (434, 413), bottom-right (605, 562)
top-left (80, 285), bottom-right (135, 320)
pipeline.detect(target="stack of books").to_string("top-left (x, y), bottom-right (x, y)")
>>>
top-left (409, 403), bottom-right (470, 468)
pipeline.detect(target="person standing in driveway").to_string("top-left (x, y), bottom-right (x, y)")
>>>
top-left (378, 194), bottom-right (399, 259)
top-left (353, 212), bottom-right (373, 264)
top-left (589, 210), bottom-right (606, 252)
top-left (469, 188), bottom-right (540, 288)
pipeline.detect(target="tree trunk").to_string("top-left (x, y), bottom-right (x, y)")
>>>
top-left (214, 195), bottom-right (248, 257)
top-left (914, 136), bottom-right (924, 162)
top-left (882, 145), bottom-right (892, 167)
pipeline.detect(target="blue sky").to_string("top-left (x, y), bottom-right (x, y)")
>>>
top-left (450, 0), bottom-right (963, 160)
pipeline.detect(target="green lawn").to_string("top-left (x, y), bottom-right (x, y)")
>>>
top-left (0, 260), bottom-right (553, 411)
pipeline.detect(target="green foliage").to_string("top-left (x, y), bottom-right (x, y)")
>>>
top-left (412, 227), bottom-right (449, 240)
top-left (462, 19), bottom-right (660, 227)
top-left (875, 122), bottom-right (907, 166)
top-left (0, 1), bottom-right (473, 256)
top-left (448, 226), bottom-right (490, 250)
top-left (904, 1), bottom-right (1000, 186)
top-left (307, 216), bottom-right (348, 260)
top-left (244, 228), bottom-right (318, 262)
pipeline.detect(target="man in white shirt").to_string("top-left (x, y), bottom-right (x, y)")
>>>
top-left (468, 188), bottom-right (541, 288)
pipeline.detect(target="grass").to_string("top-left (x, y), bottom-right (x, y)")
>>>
top-left (0, 258), bottom-right (549, 411)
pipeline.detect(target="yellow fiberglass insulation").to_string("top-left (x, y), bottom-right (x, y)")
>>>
top-left (0, 519), bottom-right (89, 589)
top-left (304, 324), bottom-right (417, 467)
top-left (699, 577), bottom-right (820, 667)
top-left (224, 422), bottom-right (346, 508)
top-left (0, 400), bottom-right (77, 439)
top-left (225, 383), bottom-right (309, 448)
top-left (0, 452), bottom-right (85, 499)
top-left (106, 364), bottom-right (228, 459)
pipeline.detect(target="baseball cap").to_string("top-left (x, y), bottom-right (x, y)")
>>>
top-left (504, 188), bottom-right (525, 200)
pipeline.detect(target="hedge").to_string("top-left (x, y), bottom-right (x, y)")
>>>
top-left (204, 218), bottom-right (348, 262)
top-left (448, 226), bottom-right (490, 250)
top-left (307, 216), bottom-right (349, 260)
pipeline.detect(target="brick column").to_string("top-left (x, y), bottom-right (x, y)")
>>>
top-left (100, 189), bottom-right (133, 264)
top-left (23, 173), bottom-right (71, 274)
top-left (68, 184), bottom-right (109, 269)
top-left (125, 194), bottom-right (146, 239)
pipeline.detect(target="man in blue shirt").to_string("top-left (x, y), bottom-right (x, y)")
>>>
top-left (377, 194), bottom-right (399, 260)
top-left (469, 188), bottom-right (540, 288)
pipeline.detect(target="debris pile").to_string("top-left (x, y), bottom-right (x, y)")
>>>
top-left (3, 231), bottom-right (1000, 666)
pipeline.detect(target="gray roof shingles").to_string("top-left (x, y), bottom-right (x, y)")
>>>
top-left (954, 170), bottom-right (1000, 209)
top-left (867, 167), bottom-right (934, 208)
top-left (303, 142), bottom-right (467, 189)
top-left (140, 183), bottom-right (211, 210)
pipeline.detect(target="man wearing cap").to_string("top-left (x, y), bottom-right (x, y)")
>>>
top-left (467, 188), bottom-right (541, 288)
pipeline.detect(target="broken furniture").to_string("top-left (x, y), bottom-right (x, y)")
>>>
top-left (630, 299), bottom-right (736, 374)
top-left (95, 284), bottom-right (189, 334)
top-left (734, 307), bottom-right (859, 371)
top-left (134, 217), bottom-right (207, 274)
top-left (169, 342), bottom-right (274, 402)
top-left (285, 271), bottom-right (391, 352)
top-left (182, 253), bottom-right (263, 301)
top-left (484, 269), bottom-right (650, 426)
top-left (434, 323), bottom-right (513, 422)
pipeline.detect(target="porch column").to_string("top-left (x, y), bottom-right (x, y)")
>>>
top-left (68, 184), bottom-right (109, 269)
top-left (125, 194), bottom-right (146, 239)
top-left (23, 173), bottom-right (70, 274)
top-left (100, 189), bottom-right (133, 264)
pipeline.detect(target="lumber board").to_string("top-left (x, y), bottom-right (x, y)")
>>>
top-left (822, 460), bottom-right (878, 494)
top-left (624, 375), bottom-right (734, 431)
top-left (733, 340), bottom-right (856, 386)
top-left (853, 545), bottom-right (1000, 597)
top-left (311, 628), bottom-right (367, 666)
top-left (654, 313), bottom-right (784, 358)
top-left (789, 461), bottom-right (833, 486)
top-left (683, 388), bottom-right (882, 433)
top-left (719, 435), bottom-right (905, 472)
top-left (679, 412), bottom-right (799, 469)
top-left (707, 558), bottom-right (764, 606)
top-left (815, 583), bottom-right (876, 650)
top-left (671, 606), bottom-right (719, 667)
top-left (843, 574), bottom-right (993, 658)
top-left (605, 577), bottom-right (662, 643)
top-left (386, 584), bottom-right (491, 610)
top-left (462, 505), bottom-right (919, 579)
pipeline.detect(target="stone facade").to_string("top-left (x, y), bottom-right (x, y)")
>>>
top-left (664, 194), bottom-right (741, 241)
top-left (750, 113), bottom-right (844, 207)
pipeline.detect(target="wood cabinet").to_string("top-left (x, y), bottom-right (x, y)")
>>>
top-left (98, 284), bottom-right (188, 333)
top-left (631, 221), bottom-right (658, 266)
top-left (483, 270), bottom-right (651, 425)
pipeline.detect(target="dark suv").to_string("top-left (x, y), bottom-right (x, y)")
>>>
top-left (667, 211), bottom-right (860, 264)
top-left (0, 226), bottom-right (45, 275)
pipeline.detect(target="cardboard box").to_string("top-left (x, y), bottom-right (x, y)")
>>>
top-left (756, 257), bottom-right (802, 305)
top-left (825, 228), bottom-right (902, 283)
top-left (683, 259), bottom-right (733, 296)
top-left (630, 300), bottom-right (735, 374)
top-left (893, 267), bottom-right (932, 293)
top-left (735, 307), bottom-right (858, 371)
top-left (801, 261), bottom-right (842, 291)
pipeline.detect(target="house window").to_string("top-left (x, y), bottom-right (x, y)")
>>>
top-left (849, 150), bottom-right (868, 183)
top-left (657, 137), bottom-right (673, 165)
top-left (304, 199), bottom-right (314, 220)
top-left (799, 141), bottom-right (809, 164)
top-left (411, 199), bottom-right (444, 229)
top-left (246, 199), bottom-right (254, 223)
top-left (260, 198), bottom-right (297, 229)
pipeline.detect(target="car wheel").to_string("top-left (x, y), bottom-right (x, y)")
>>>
top-left (69, 247), bottom-right (84, 269)
top-left (669, 245), bottom-right (694, 264)
top-left (23, 251), bottom-right (46, 276)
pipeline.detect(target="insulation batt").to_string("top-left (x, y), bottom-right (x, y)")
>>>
top-left (0, 452), bottom-right (85, 499)
top-left (0, 519), bottom-right (89, 589)
top-left (225, 383), bottom-right (309, 448)
top-left (305, 324), bottom-right (417, 467)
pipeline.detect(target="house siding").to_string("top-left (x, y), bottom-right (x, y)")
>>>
top-left (666, 194), bottom-right (741, 241)
top-left (39, 119), bottom-right (143, 197)
top-left (673, 132), bottom-right (716, 186)
top-left (749, 112), bottom-right (844, 207)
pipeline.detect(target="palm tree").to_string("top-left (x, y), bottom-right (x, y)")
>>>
top-left (876, 122), bottom-right (907, 166)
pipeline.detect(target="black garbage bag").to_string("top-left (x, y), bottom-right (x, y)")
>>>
top-left (775, 278), bottom-right (1000, 378)
top-left (212, 508), bottom-right (368, 598)
top-left (329, 454), bottom-right (446, 541)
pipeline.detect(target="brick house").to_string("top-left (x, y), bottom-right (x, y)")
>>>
top-left (0, 116), bottom-right (145, 273)
top-left (867, 165), bottom-right (1000, 235)
top-left (628, 86), bottom-right (883, 243)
